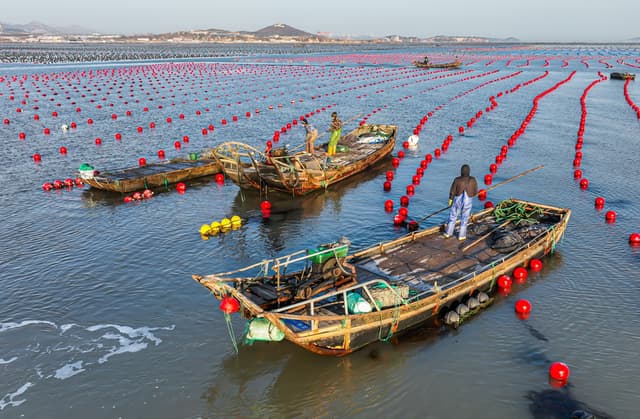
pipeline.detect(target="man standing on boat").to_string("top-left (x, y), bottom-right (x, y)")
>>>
top-left (327, 112), bottom-right (342, 156)
top-left (301, 118), bottom-right (318, 153)
top-left (444, 164), bottom-right (478, 241)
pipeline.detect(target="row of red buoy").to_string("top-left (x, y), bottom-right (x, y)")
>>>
top-left (573, 74), bottom-right (639, 244)
top-left (42, 177), bottom-right (84, 190)
top-left (623, 78), bottom-right (640, 119)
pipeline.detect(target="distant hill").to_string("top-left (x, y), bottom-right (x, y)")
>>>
top-left (0, 21), bottom-right (95, 35)
top-left (248, 23), bottom-right (321, 39)
top-left (0, 20), bottom-right (522, 44)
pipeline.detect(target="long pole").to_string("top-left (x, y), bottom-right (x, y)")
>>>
top-left (408, 165), bottom-right (544, 229)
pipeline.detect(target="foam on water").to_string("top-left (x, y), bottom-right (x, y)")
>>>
top-left (53, 361), bottom-right (85, 380)
top-left (0, 383), bottom-right (33, 411)
top-left (0, 320), bottom-right (174, 411)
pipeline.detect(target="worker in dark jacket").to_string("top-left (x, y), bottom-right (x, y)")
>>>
top-left (443, 164), bottom-right (478, 241)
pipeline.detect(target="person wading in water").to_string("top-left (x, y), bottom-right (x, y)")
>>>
top-left (443, 164), bottom-right (478, 241)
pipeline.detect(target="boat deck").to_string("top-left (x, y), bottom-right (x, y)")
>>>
top-left (351, 215), bottom-right (559, 292)
top-left (98, 159), bottom-right (218, 181)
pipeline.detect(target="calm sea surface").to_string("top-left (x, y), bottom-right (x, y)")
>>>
top-left (1, 43), bottom-right (639, 418)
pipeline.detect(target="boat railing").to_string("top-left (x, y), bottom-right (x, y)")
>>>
top-left (271, 277), bottom-right (407, 315)
top-left (207, 244), bottom-right (350, 283)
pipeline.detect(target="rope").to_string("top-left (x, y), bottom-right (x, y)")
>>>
top-left (378, 301), bottom-right (401, 342)
top-left (224, 313), bottom-right (239, 355)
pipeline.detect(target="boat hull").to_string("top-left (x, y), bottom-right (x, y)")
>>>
top-left (193, 199), bottom-right (570, 356)
top-left (214, 124), bottom-right (397, 196)
top-left (81, 158), bottom-right (221, 193)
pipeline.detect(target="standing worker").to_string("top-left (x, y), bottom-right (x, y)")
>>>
top-left (301, 118), bottom-right (318, 153)
top-left (443, 164), bottom-right (478, 241)
top-left (327, 112), bottom-right (342, 156)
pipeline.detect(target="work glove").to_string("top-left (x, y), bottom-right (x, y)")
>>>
top-left (448, 199), bottom-right (453, 206)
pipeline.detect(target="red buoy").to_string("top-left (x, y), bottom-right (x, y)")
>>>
top-left (484, 201), bottom-right (494, 209)
top-left (138, 157), bottom-right (147, 166)
top-left (157, 150), bottom-right (166, 159)
top-left (573, 169), bottom-right (582, 179)
top-left (386, 171), bottom-right (394, 181)
top-left (383, 181), bottom-right (392, 191)
top-left (484, 174), bottom-right (493, 185)
top-left (398, 207), bottom-right (409, 218)
top-left (397, 151), bottom-right (405, 159)
top-left (95, 137), bottom-right (102, 145)
top-left (176, 182), bottom-right (186, 193)
top-left (497, 275), bottom-right (512, 289)
top-left (549, 362), bottom-right (570, 381)
top-left (392, 157), bottom-right (400, 168)
top-left (384, 199), bottom-right (394, 212)
top-left (629, 233), bottom-right (640, 246)
top-left (514, 299), bottom-right (532, 314)
top-left (115, 133), bottom-right (122, 140)
top-left (477, 189), bottom-right (487, 201)
top-left (42, 182), bottom-right (53, 191)
top-left (579, 178), bottom-right (589, 189)
top-left (174, 141), bottom-right (181, 149)
top-left (215, 173), bottom-right (224, 183)
top-left (594, 197), bottom-right (605, 207)
top-left (59, 146), bottom-right (67, 154)
top-left (220, 296), bottom-right (240, 314)
top-left (400, 195), bottom-right (410, 207)
top-left (406, 184), bottom-right (415, 195)
top-left (260, 200), bottom-right (272, 211)
top-left (33, 153), bottom-right (42, 162)
top-left (513, 267), bottom-right (528, 282)
top-left (529, 258), bottom-right (543, 272)
top-left (489, 163), bottom-right (497, 173)
top-left (605, 210), bottom-right (616, 223)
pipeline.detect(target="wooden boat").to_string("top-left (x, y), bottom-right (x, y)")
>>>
top-left (192, 199), bottom-right (571, 356)
top-left (610, 72), bottom-right (635, 80)
top-left (413, 57), bottom-right (461, 69)
top-left (212, 123), bottom-right (396, 196)
top-left (78, 150), bottom-right (221, 193)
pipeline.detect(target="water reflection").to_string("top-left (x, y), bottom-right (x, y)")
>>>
top-left (527, 387), bottom-right (614, 419)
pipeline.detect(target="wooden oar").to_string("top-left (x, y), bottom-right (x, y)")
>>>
top-left (407, 165), bottom-right (544, 230)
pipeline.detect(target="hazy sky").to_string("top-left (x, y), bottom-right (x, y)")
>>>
top-left (3, 0), bottom-right (639, 42)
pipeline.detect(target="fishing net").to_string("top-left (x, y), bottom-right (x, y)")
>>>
top-left (493, 200), bottom-right (544, 226)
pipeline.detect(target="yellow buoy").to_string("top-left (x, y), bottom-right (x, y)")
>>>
top-left (220, 218), bottom-right (232, 229)
top-left (210, 221), bottom-right (221, 234)
top-left (231, 215), bottom-right (242, 228)
top-left (199, 224), bottom-right (211, 235)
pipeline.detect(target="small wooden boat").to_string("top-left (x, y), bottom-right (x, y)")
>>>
top-left (610, 72), bottom-right (635, 80)
top-left (78, 150), bottom-right (221, 193)
top-left (413, 57), bottom-right (461, 69)
top-left (192, 199), bottom-right (571, 356)
top-left (212, 124), bottom-right (397, 196)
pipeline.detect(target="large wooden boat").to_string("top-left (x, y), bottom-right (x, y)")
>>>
top-left (192, 199), bottom-right (571, 356)
top-left (610, 72), bottom-right (635, 80)
top-left (212, 123), bottom-right (397, 196)
top-left (78, 150), bottom-right (221, 193)
top-left (413, 57), bottom-right (462, 69)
